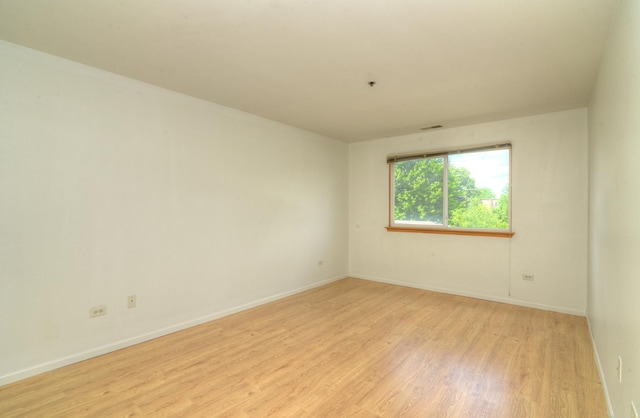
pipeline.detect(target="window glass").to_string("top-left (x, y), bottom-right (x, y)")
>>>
top-left (393, 157), bottom-right (444, 226)
top-left (447, 149), bottom-right (510, 230)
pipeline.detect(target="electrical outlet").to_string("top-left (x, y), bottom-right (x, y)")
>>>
top-left (631, 402), bottom-right (638, 418)
top-left (618, 356), bottom-right (623, 383)
top-left (127, 295), bottom-right (136, 309)
top-left (90, 305), bottom-right (106, 317)
top-left (522, 274), bottom-right (534, 281)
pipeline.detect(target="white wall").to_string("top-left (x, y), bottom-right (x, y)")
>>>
top-left (349, 109), bottom-right (589, 314)
top-left (0, 40), bottom-right (348, 385)
top-left (588, 0), bottom-right (640, 415)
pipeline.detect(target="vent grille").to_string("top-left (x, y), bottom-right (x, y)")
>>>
top-left (420, 125), bottom-right (443, 131)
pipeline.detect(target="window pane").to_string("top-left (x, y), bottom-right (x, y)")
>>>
top-left (393, 157), bottom-right (444, 226)
top-left (447, 149), bottom-right (510, 230)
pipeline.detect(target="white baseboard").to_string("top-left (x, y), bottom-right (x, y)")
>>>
top-left (587, 316), bottom-right (614, 418)
top-left (350, 273), bottom-right (586, 316)
top-left (0, 275), bottom-right (346, 387)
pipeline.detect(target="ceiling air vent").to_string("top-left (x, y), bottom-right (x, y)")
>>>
top-left (420, 125), bottom-right (443, 131)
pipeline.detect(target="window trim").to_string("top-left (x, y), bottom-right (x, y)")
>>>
top-left (387, 143), bottom-right (514, 238)
top-left (386, 142), bottom-right (511, 164)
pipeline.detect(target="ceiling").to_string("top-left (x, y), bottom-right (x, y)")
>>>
top-left (0, 0), bottom-right (617, 142)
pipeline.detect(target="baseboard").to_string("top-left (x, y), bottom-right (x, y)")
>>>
top-left (0, 275), bottom-right (346, 387)
top-left (350, 273), bottom-right (586, 316)
top-left (587, 316), bottom-right (614, 418)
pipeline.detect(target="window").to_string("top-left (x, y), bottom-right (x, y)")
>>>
top-left (387, 143), bottom-right (513, 237)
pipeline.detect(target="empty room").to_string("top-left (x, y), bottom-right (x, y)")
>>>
top-left (0, 1), bottom-right (638, 417)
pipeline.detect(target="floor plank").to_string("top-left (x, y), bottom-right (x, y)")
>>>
top-left (0, 278), bottom-right (608, 417)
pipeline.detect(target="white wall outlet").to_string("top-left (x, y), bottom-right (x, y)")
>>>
top-left (90, 305), bottom-right (106, 317)
top-left (522, 274), bottom-right (534, 281)
top-left (618, 356), bottom-right (623, 383)
top-left (631, 401), bottom-right (638, 418)
top-left (127, 295), bottom-right (136, 309)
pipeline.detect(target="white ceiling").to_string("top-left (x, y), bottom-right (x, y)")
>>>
top-left (0, 0), bottom-right (617, 142)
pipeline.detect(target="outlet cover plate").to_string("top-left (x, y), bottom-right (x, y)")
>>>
top-left (618, 356), bottom-right (623, 383)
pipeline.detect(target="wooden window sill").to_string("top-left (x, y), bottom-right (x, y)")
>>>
top-left (385, 226), bottom-right (515, 238)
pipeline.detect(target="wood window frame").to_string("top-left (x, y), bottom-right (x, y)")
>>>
top-left (387, 143), bottom-right (514, 238)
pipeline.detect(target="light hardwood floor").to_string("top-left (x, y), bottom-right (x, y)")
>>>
top-left (0, 278), bottom-right (607, 417)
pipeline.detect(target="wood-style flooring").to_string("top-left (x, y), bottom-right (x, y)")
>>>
top-left (0, 278), bottom-right (608, 417)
